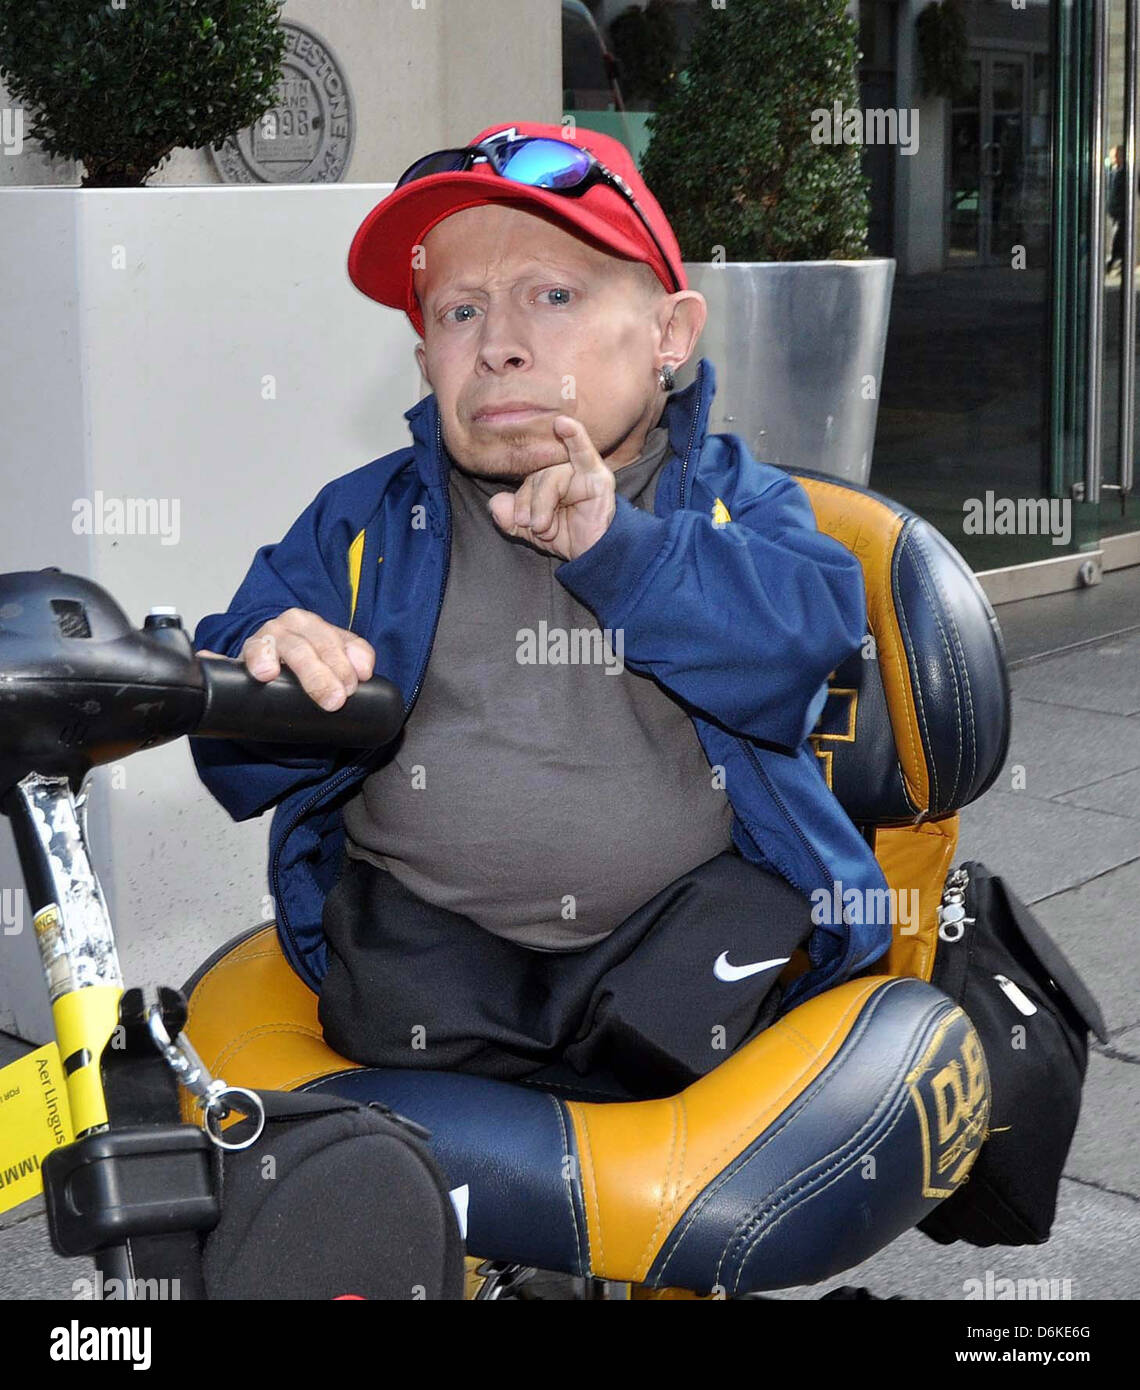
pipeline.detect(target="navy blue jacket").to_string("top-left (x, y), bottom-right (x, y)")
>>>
top-left (190, 358), bottom-right (891, 1011)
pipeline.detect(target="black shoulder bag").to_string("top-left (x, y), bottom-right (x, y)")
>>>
top-left (918, 861), bottom-right (1108, 1247)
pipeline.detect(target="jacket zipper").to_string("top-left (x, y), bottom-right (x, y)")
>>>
top-left (740, 738), bottom-right (833, 906)
top-left (272, 412), bottom-right (453, 987)
top-left (676, 361), bottom-right (706, 508)
top-left (696, 375), bottom-right (868, 974)
top-left (401, 414), bottom-right (452, 716)
top-left (667, 369), bottom-right (817, 893)
top-left (734, 739), bottom-right (834, 967)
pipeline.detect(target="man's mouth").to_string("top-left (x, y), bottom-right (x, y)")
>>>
top-left (471, 402), bottom-right (555, 427)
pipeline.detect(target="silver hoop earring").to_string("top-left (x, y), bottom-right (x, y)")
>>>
top-left (658, 363), bottom-right (675, 392)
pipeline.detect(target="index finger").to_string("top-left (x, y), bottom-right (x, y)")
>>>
top-left (553, 415), bottom-right (608, 476)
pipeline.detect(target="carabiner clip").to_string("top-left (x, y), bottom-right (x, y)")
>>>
top-left (146, 1006), bottom-right (265, 1150)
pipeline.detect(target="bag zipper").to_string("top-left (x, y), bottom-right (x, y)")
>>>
top-left (940, 865), bottom-right (1040, 1018)
top-left (937, 865), bottom-right (972, 941)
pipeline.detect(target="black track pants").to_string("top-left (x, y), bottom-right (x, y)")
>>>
top-left (317, 848), bottom-right (816, 1099)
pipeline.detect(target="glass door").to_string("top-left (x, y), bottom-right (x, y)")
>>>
top-left (874, 5), bottom-right (1058, 574)
top-left (949, 51), bottom-right (1033, 266)
top-left (1097, 0), bottom-right (1140, 541)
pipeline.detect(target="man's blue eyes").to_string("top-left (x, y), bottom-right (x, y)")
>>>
top-left (443, 289), bottom-right (573, 322)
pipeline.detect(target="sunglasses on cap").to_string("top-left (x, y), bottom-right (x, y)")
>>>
top-left (395, 134), bottom-right (683, 294)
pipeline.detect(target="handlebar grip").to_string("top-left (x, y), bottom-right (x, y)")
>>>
top-left (196, 658), bottom-right (405, 747)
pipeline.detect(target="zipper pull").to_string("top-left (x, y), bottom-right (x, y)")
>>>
top-left (368, 1100), bottom-right (432, 1142)
top-left (994, 973), bottom-right (1038, 1017)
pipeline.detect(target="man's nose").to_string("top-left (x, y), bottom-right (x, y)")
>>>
top-left (475, 300), bottom-right (532, 372)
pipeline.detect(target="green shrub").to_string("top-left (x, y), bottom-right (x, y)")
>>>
top-left (641, 0), bottom-right (870, 261)
top-left (0, 0), bottom-right (287, 186)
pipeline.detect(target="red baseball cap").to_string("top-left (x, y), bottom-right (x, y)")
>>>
top-left (347, 120), bottom-right (687, 338)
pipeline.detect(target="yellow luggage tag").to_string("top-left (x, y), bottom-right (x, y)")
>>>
top-left (0, 1041), bottom-right (74, 1216)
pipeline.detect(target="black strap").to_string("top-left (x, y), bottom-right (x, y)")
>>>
top-left (94, 987), bottom-right (211, 1298)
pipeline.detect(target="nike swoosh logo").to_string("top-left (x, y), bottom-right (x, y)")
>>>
top-left (713, 952), bottom-right (790, 982)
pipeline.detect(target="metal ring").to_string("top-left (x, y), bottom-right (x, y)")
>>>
top-left (938, 919), bottom-right (966, 944)
top-left (202, 1087), bottom-right (266, 1150)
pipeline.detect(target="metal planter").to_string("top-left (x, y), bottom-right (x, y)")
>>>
top-left (675, 259), bottom-right (896, 486)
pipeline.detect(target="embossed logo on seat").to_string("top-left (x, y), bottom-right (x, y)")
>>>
top-left (906, 1009), bottom-right (990, 1199)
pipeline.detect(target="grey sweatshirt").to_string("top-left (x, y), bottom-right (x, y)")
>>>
top-left (341, 422), bottom-right (737, 950)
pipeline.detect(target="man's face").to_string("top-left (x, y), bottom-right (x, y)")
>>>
top-left (413, 204), bottom-right (685, 481)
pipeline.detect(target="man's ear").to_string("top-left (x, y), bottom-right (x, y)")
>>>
top-left (415, 341), bottom-right (430, 386)
top-left (658, 290), bottom-right (707, 376)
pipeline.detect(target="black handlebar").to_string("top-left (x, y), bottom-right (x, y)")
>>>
top-left (0, 569), bottom-right (407, 801)
top-left (197, 657), bottom-right (404, 746)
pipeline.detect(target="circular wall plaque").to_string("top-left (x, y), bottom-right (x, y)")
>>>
top-left (210, 20), bottom-right (355, 184)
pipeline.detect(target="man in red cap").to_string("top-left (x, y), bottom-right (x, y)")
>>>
top-left (191, 121), bottom-right (889, 1098)
top-left (347, 121), bottom-right (702, 543)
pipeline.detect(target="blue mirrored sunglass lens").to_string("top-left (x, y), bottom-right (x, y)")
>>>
top-left (499, 139), bottom-right (592, 191)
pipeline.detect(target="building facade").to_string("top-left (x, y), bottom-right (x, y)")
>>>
top-left (3, 0), bottom-right (1136, 589)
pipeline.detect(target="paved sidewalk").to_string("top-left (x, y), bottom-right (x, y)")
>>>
top-left (778, 579), bottom-right (1140, 1301)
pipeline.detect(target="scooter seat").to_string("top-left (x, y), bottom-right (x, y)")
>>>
top-left (183, 927), bottom-right (988, 1294)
